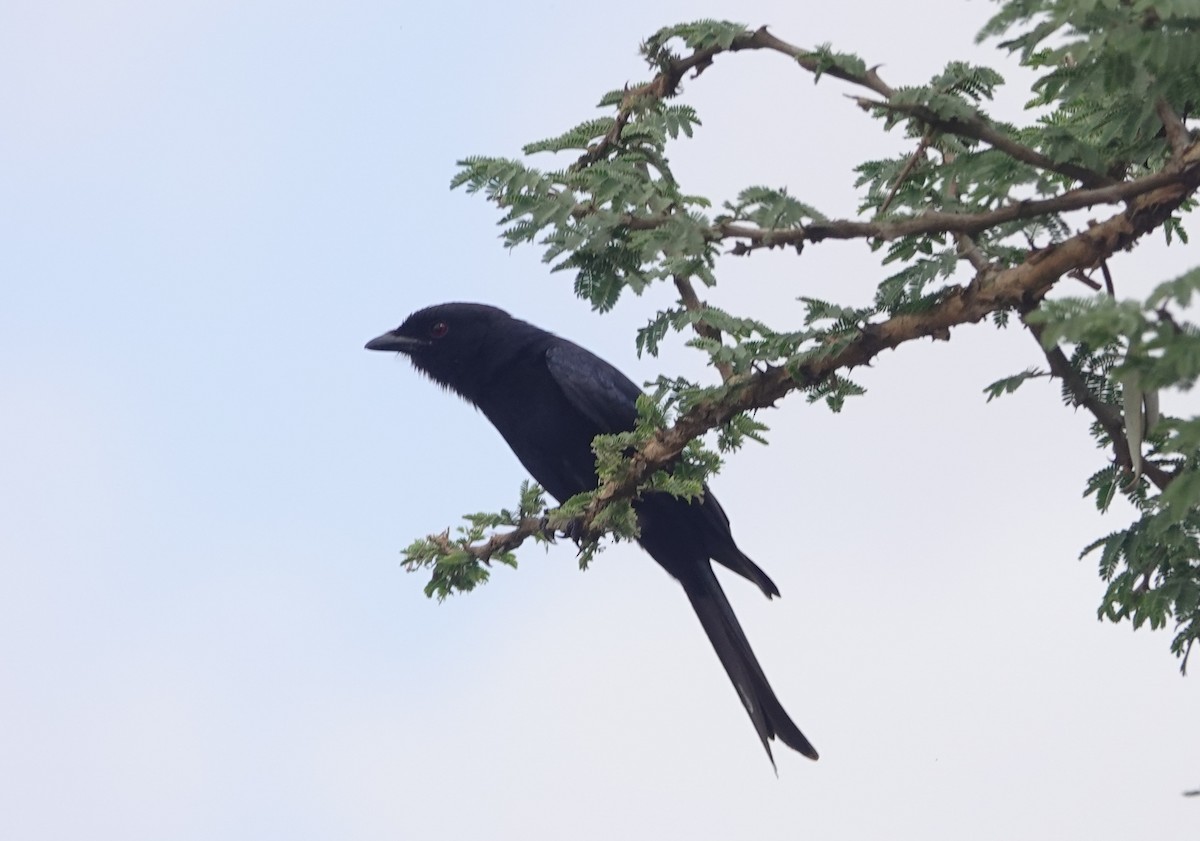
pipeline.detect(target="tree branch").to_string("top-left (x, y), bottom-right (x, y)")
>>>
top-left (764, 27), bottom-right (1109, 187)
top-left (853, 97), bottom-right (1116, 189)
top-left (573, 24), bottom-right (1114, 188)
top-left (450, 25), bottom-right (1200, 566)
top-left (571, 151), bottom-right (1198, 250)
top-left (1156, 97), bottom-right (1191, 160)
top-left (879, 130), bottom-right (934, 216)
top-left (426, 517), bottom-right (545, 563)
top-left (673, 274), bottom-right (734, 382)
top-left (578, 163), bottom-right (1198, 539)
top-left (449, 151), bottom-right (1197, 561)
top-left (943, 149), bottom-right (997, 277)
top-left (740, 26), bottom-right (895, 96)
top-left (1020, 316), bottom-right (1173, 492)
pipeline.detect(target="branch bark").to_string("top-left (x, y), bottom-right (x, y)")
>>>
top-left (574, 24), bottom-right (1113, 189)
top-left (1021, 317), bottom-right (1174, 491)
top-left (448, 26), bottom-right (1200, 564)
top-left (673, 274), bottom-right (733, 382)
top-left (854, 97), bottom-right (1116, 189)
top-left (581, 155), bottom-right (1197, 545)
top-left (1156, 98), bottom-right (1191, 160)
top-left (571, 158), bottom-right (1198, 252)
top-left (450, 145), bottom-right (1198, 563)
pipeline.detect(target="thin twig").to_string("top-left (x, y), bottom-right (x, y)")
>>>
top-left (1156, 98), bottom-right (1191, 160)
top-left (452, 159), bottom-right (1193, 558)
top-left (1101, 260), bottom-right (1115, 297)
top-left (427, 518), bottom-right (543, 563)
top-left (943, 149), bottom-right (996, 277)
top-left (1022, 316), bottom-right (1173, 491)
top-left (575, 181), bottom-right (1193, 528)
top-left (673, 274), bottom-right (734, 382)
top-left (571, 24), bottom-right (1114, 188)
top-left (1068, 269), bottom-right (1103, 291)
top-left (879, 131), bottom-right (933, 216)
top-left (955, 232), bottom-right (993, 274)
top-left (853, 97), bottom-right (1115, 189)
top-left (452, 27), bottom-right (1200, 560)
top-left (566, 151), bottom-right (1199, 254)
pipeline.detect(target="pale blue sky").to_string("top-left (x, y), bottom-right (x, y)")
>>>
top-left (2, 1), bottom-right (1198, 838)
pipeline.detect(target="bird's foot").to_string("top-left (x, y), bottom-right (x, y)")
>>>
top-left (536, 513), bottom-right (588, 546)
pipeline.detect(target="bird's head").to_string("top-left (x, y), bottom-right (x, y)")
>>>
top-left (365, 302), bottom-right (516, 399)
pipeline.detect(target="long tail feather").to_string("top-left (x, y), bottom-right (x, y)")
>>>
top-left (680, 563), bottom-right (819, 765)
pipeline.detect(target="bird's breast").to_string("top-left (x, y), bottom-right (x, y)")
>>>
top-left (475, 371), bottom-right (601, 503)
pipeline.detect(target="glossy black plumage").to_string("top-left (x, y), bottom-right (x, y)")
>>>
top-left (366, 302), bottom-right (817, 765)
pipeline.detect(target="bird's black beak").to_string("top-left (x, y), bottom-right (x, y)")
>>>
top-left (365, 330), bottom-right (425, 354)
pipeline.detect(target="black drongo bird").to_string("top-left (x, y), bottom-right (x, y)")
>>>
top-left (366, 302), bottom-right (817, 765)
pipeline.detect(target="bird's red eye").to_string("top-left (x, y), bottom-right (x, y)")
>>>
top-left (430, 321), bottom-right (449, 339)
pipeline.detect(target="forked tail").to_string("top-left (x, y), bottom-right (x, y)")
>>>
top-left (680, 563), bottom-right (819, 767)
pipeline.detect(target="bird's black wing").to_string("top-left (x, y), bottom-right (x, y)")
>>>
top-left (545, 340), bottom-right (642, 433)
top-left (547, 337), bottom-right (781, 598)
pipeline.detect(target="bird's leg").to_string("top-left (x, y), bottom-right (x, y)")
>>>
top-left (537, 511), bottom-right (588, 546)
top-left (559, 515), bottom-right (588, 546)
top-left (536, 514), bottom-right (559, 544)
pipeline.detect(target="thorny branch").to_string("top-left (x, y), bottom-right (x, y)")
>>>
top-left (576, 25), bottom-right (1114, 188)
top-left (1068, 269), bottom-right (1104, 291)
top-left (424, 517), bottom-right (546, 564)
top-left (1156, 97), bottom-right (1191, 160)
top-left (419, 512), bottom-right (592, 568)
top-left (577, 177), bottom-right (1196, 534)
top-left (449, 160), bottom-right (1198, 562)
top-left (570, 161), bottom-right (1198, 253)
top-left (943, 149), bottom-right (997, 277)
top-left (444, 25), bottom-right (1200, 563)
top-left (852, 98), bottom-right (1116, 189)
top-left (879, 130), bottom-right (934, 216)
top-left (1021, 317), bottom-right (1174, 492)
top-left (674, 274), bottom-right (734, 382)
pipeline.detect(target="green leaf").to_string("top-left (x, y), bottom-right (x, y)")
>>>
top-left (983, 368), bottom-right (1045, 401)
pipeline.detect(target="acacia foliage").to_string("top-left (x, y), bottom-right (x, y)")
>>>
top-left (406, 1), bottom-right (1200, 670)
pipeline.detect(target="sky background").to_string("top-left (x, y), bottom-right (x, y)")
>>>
top-left (2, 1), bottom-right (1198, 838)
